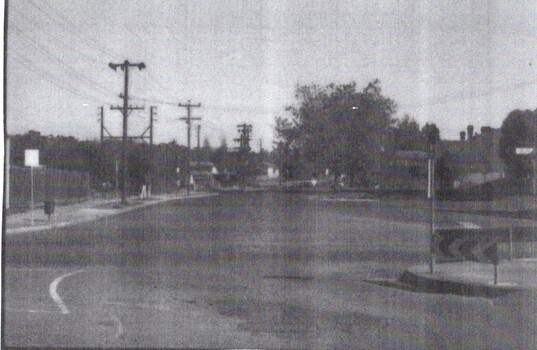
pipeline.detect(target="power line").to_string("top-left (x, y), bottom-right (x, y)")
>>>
top-left (26, 0), bottom-right (174, 104)
top-left (9, 54), bottom-right (106, 103)
top-left (10, 7), bottom-right (106, 66)
top-left (129, 96), bottom-right (178, 106)
top-left (11, 25), bottom-right (114, 98)
top-left (27, 0), bottom-right (121, 59)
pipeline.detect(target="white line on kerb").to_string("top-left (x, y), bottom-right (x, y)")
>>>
top-left (49, 270), bottom-right (85, 314)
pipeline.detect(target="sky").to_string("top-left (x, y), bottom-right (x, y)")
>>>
top-left (5, 0), bottom-right (537, 151)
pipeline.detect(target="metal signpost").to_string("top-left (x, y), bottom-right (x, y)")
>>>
top-left (515, 147), bottom-right (535, 196)
top-left (24, 149), bottom-right (40, 225)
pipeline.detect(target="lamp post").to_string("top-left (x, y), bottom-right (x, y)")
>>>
top-left (425, 124), bottom-right (439, 274)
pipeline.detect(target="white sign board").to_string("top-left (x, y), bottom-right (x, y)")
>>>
top-left (516, 148), bottom-right (534, 155)
top-left (24, 149), bottom-right (40, 167)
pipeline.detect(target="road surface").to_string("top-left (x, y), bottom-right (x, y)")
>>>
top-left (4, 192), bottom-right (536, 348)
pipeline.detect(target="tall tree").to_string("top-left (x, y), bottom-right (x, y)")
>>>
top-left (391, 115), bottom-right (425, 151)
top-left (499, 109), bottom-right (537, 181)
top-left (422, 123), bottom-right (440, 153)
top-left (276, 80), bottom-right (396, 184)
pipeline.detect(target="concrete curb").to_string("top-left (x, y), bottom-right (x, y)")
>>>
top-left (400, 262), bottom-right (529, 297)
top-left (6, 193), bottom-right (218, 235)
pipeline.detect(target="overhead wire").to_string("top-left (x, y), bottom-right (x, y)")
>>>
top-left (10, 7), bottom-right (106, 67)
top-left (9, 53), bottom-right (106, 104)
top-left (10, 25), bottom-right (115, 98)
top-left (36, 0), bottom-right (176, 100)
top-left (28, 0), bottom-right (121, 59)
top-left (24, 0), bottom-right (170, 100)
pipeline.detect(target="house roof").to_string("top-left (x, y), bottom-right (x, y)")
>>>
top-left (439, 127), bottom-right (504, 173)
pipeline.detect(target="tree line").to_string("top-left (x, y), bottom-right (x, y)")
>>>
top-left (275, 79), bottom-right (536, 192)
top-left (8, 130), bottom-right (271, 193)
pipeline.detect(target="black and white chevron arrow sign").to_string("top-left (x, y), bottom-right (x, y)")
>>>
top-left (434, 234), bottom-right (499, 264)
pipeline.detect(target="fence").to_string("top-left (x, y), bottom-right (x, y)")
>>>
top-left (9, 166), bottom-right (90, 210)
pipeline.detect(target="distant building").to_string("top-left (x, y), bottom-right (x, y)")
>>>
top-left (439, 125), bottom-right (506, 188)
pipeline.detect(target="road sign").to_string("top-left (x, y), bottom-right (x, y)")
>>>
top-left (516, 147), bottom-right (534, 155)
top-left (433, 232), bottom-right (499, 264)
top-left (24, 149), bottom-right (40, 226)
top-left (24, 149), bottom-right (40, 167)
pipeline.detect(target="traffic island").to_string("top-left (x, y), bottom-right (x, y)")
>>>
top-left (400, 259), bottom-right (537, 297)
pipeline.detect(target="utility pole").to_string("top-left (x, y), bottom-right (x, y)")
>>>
top-left (235, 123), bottom-right (252, 151)
top-left (178, 100), bottom-right (201, 196)
top-left (235, 123), bottom-right (252, 188)
top-left (149, 106), bottom-right (157, 196)
top-left (197, 124), bottom-right (201, 150)
top-left (150, 106), bottom-right (156, 147)
top-left (99, 106), bottom-right (104, 143)
top-left (109, 60), bottom-right (146, 205)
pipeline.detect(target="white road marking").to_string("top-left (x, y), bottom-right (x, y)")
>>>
top-left (316, 198), bottom-right (378, 202)
top-left (108, 312), bottom-right (124, 339)
top-left (458, 221), bottom-right (482, 229)
top-left (49, 270), bottom-right (85, 314)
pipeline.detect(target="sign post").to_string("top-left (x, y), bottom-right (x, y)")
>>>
top-left (428, 151), bottom-right (436, 274)
top-left (516, 147), bottom-right (535, 196)
top-left (24, 150), bottom-right (40, 225)
top-left (115, 160), bottom-right (119, 200)
top-left (494, 261), bottom-right (498, 285)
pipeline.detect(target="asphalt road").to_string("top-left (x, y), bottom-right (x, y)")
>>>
top-left (4, 192), bottom-right (537, 348)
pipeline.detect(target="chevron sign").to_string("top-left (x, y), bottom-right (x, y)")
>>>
top-left (433, 233), bottom-right (499, 264)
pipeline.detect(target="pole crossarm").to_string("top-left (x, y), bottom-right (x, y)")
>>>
top-left (109, 61), bottom-right (146, 71)
top-left (179, 117), bottom-right (202, 123)
top-left (103, 136), bottom-right (150, 140)
top-left (110, 105), bottom-right (145, 111)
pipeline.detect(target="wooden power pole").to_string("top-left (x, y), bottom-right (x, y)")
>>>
top-left (108, 60), bottom-right (146, 205)
top-left (178, 100), bottom-right (201, 196)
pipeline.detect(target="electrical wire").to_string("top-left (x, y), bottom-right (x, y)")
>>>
top-left (10, 25), bottom-right (114, 98)
top-left (9, 53), bottom-right (106, 103)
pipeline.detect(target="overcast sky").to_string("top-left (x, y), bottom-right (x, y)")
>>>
top-left (6, 0), bottom-right (537, 150)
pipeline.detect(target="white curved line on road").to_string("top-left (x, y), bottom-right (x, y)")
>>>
top-left (108, 312), bottom-right (124, 339)
top-left (49, 270), bottom-right (85, 314)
